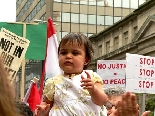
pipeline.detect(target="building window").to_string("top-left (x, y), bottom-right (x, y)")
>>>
top-left (106, 41), bottom-right (110, 53)
top-left (114, 36), bottom-right (119, 49)
top-left (133, 26), bottom-right (138, 35)
top-left (71, 13), bottom-right (79, 23)
top-left (105, 16), bottom-right (113, 25)
top-left (88, 33), bottom-right (93, 37)
top-left (98, 45), bottom-right (102, 57)
top-left (61, 13), bottom-right (70, 22)
top-left (114, 16), bottom-right (122, 23)
top-left (97, 15), bottom-right (104, 25)
top-left (80, 14), bottom-right (87, 24)
top-left (88, 15), bottom-right (96, 25)
top-left (123, 31), bottom-right (128, 45)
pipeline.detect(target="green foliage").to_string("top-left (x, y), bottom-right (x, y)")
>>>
top-left (145, 94), bottom-right (155, 116)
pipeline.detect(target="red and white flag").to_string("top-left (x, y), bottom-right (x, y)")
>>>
top-left (39, 17), bottom-right (62, 96)
top-left (23, 80), bottom-right (41, 111)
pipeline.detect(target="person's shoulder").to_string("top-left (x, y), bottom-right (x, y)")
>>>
top-left (46, 74), bottom-right (63, 80)
top-left (45, 74), bottom-right (64, 84)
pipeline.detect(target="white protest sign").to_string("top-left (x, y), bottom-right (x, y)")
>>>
top-left (126, 53), bottom-right (155, 94)
top-left (97, 60), bottom-right (126, 88)
top-left (0, 28), bottom-right (30, 83)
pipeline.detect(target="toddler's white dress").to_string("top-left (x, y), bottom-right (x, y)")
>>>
top-left (43, 70), bottom-right (107, 116)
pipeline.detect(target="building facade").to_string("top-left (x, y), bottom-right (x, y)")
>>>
top-left (16, 0), bottom-right (146, 40)
top-left (89, 0), bottom-right (155, 70)
top-left (15, 0), bottom-right (146, 99)
top-left (89, 0), bottom-right (155, 114)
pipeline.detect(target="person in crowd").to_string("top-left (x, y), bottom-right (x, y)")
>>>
top-left (104, 86), bottom-right (126, 116)
top-left (35, 32), bottom-right (108, 116)
top-left (15, 100), bottom-right (33, 116)
top-left (0, 58), bottom-right (20, 116)
top-left (104, 87), bottom-right (150, 116)
top-left (113, 92), bottom-right (150, 116)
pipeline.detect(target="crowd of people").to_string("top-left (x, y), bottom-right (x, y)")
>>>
top-left (0, 32), bottom-right (152, 116)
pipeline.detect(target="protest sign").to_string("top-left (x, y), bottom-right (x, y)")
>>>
top-left (0, 28), bottom-right (30, 83)
top-left (97, 60), bottom-right (126, 88)
top-left (126, 53), bottom-right (155, 94)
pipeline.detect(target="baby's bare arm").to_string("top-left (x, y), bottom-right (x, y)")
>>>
top-left (34, 96), bottom-right (53, 116)
top-left (43, 96), bottom-right (53, 108)
top-left (90, 82), bottom-right (108, 106)
top-left (81, 71), bottom-right (108, 106)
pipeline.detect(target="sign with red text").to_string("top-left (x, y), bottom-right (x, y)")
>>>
top-left (97, 60), bottom-right (126, 88)
top-left (0, 28), bottom-right (30, 83)
top-left (126, 53), bottom-right (155, 94)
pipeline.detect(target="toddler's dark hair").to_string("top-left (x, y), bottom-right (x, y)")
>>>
top-left (58, 32), bottom-right (94, 69)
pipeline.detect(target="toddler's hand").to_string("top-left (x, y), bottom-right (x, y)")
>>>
top-left (34, 104), bottom-right (50, 116)
top-left (80, 71), bottom-right (95, 94)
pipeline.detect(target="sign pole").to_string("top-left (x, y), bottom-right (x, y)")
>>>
top-left (20, 23), bottom-right (26, 100)
top-left (7, 22), bottom-right (38, 100)
top-left (142, 93), bottom-right (146, 114)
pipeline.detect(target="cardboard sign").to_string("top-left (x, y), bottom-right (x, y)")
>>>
top-left (97, 60), bottom-right (126, 88)
top-left (126, 53), bottom-right (155, 94)
top-left (0, 28), bottom-right (30, 83)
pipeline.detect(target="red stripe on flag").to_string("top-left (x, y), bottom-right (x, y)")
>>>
top-left (39, 17), bottom-right (62, 97)
top-left (47, 18), bottom-right (56, 38)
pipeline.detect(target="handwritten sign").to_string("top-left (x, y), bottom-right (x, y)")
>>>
top-left (97, 60), bottom-right (126, 88)
top-left (0, 28), bottom-right (30, 83)
top-left (126, 53), bottom-right (155, 94)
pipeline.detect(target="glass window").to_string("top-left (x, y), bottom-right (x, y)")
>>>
top-left (71, 13), bottom-right (79, 23)
top-left (80, 14), bottom-right (87, 24)
top-left (71, 2), bottom-right (79, 4)
top-left (131, 0), bottom-right (138, 9)
top-left (62, 32), bottom-right (69, 38)
top-left (114, 16), bottom-right (121, 23)
top-left (54, 0), bottom-right (62, 2)
top-left (139, 0), bottom-right (146, 6)
top-left (133, 26), bottom-right (138, 35)
top-left (114, 0), bottom-right (122, 7)
top-left (114, 36), bottom-right (119, 49)
top-left (106, 41), bottom-right (110, 53)
top-left (105, 16), bottom-right (113, 25)
top-left (122, 0), bottom-right (129, 8)
top-left (97, 1), bottom-right (105, 6)
top-left (40, 13), bottom-right (46, 21)
top-left (88, 15), bottom-right (96, 25)
top-left (16, 0), bottom-right (23, 9)
top-left (105, 0), bottom-right (113, 7)
top-left (99, 45), bottom-right (102, 57)
top-left (62, 0), bottom-right (70, 3)
top-left (80, 1), bottom-right (88, 5)
top-left (97, 15), bottom-right (104, 25)
top-left (89, 1), bottom-right (97, 6)
top-left (36, 2), bottom-right (41, 11)
top-left (83, 33), bottom-right (87, 37)
top-left (61, 13), bottom-right (70, 22)
top-left (88, 33), bottom-right (93, 37)
top-left (123, 31), bottom-right (128, 45)
top-left (124, 31), bottom-right (128, 38)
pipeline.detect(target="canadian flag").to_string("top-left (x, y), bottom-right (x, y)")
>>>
top-left (23, 80), bottom-right (41, 111)
top-left (39, 17), bottom-right (63, 96)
